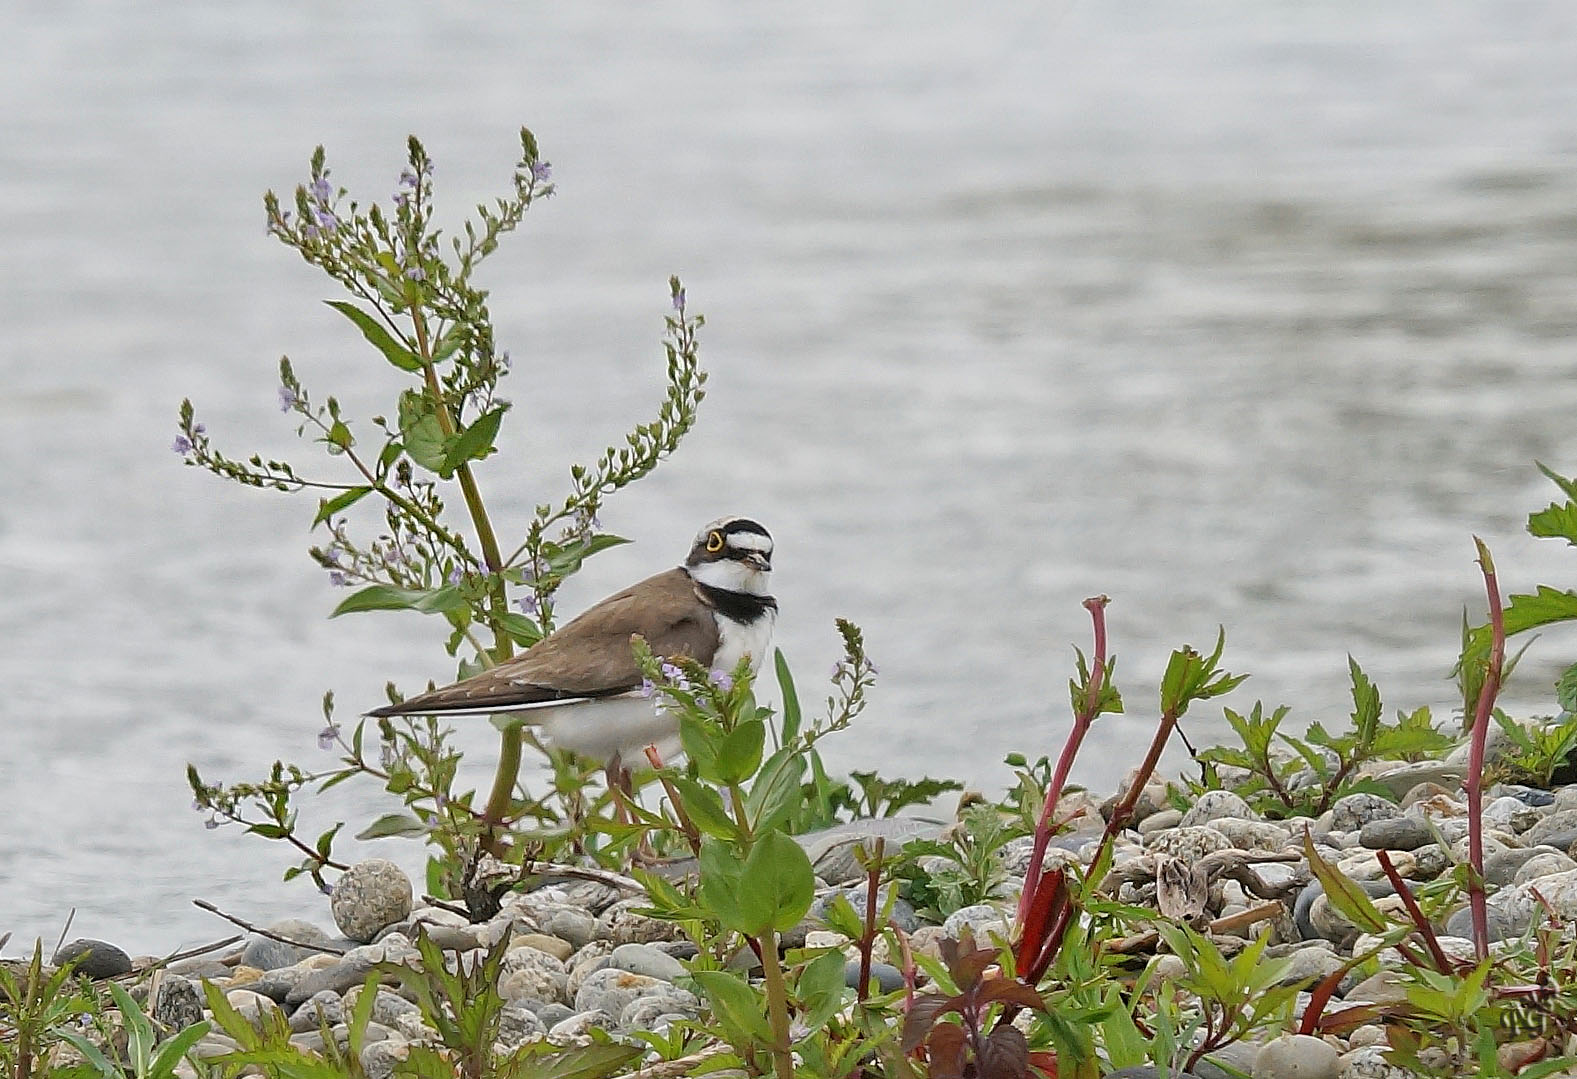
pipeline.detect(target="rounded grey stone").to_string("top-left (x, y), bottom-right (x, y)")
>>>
top-left (845, 959), bottom-right (904, 993)
top-left (330, 859), bottom-right (414, 944)
top-left (289, 989), bottom-right (345, 1033)
top-left (547, 1008), bottom-right (616, 1045)
top-left (1523, 809), bottom-right (1577, 851)
top-left (1444, 902), bottom-right (1528, 942)
top-left (1253, 1032), bottom-right (1339, 1079)
top-left (1180, 789), bottom-right (1259, 827)
top-left (940, 903), bottom-right (1011, 944)
top-left (497, 1001), bottom-right (548, 1049)
top-left (1357, 816), bottom-right (1431, 852)
top-left (153, 975), bottom-right (204, 1031)
top-left (610, 942), bottom-right (685, 983)
top-left (620, 990), bottom-right (702, 1030)
top-left (240, 920), bottom-right (336, 972)
top-left (360, 1038), bottom-right (410, 1079)
top-left (1513, 849), bottom-right (1577, 885)
top-left (52, 939), bottom-right (132, 979)
top-left (1271, 946), bottom-right (1345, 988)
top-left (534, 905), bottom-right (599, 949)
top-left (1328, 793), bottom-right (1399, 833)
top-left (532, 1002), bottom-right (576, 1028)
top-left (498, 963), bottom-right (568, 1006)
top-left (1337, 1045), bottom-right (1412, 1079)
top-left (1137, 808), bottom-right (1185, 835)
top-left (573, 966), bottom-right (663, 1018)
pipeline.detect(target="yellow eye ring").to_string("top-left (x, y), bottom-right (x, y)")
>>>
top-left (706, 531), bottom-right (724, 553)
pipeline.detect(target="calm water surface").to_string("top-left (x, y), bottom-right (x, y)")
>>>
top-left (4, 2), bottom-right (1577, 953)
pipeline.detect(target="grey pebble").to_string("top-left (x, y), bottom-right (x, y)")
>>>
top-left (497, 1001), bottom-right (548, 1049)
top-left (599, 898), bottom-right (682, 945)
top-left (940, 903), bottom-right (1011, 944)
top-left (360, 1038), bottom-right (410, 1079)
top-left (573, 966), bottom-right (664, 1018)
top-left (845, 959), bottom-right (904, 994)
top-left (1328, 793), bottom-right (1399, 833)
top-left (1357, 816), bottom-right (1432, 852)
top-left (1137, 808), bottom-right (1185, 835)
top-left (1179, 789), bottom-right (1259, 827)
top-left (1481, 846), bottom-right (1548, 887)
top-left (610, 942), bottom-right (686, 982)
top-left (621, 990), bottom-right (702, 1030)
top-left (531, 1001), bottom-right (576, 1028)
top-left (289, 989), bottom-right (346, 1033)
top-left (1253, 1032), bottom-right (1338, 1079)
top-left (1514, 849), bottom-right (1577, 884)
top-left (1144, 825), bottom-right (1232, 861)
top-left (153, 975), bottom-right (204, 1030)
top-left (240, 920), bottom-right (337, 971)
top-left (548, 1008), bottom-right (616, 1045)
top-left (330, 859), bottom-right (414, 944)
top-left (52, 938), bottom-right (132, 979)
top-left (286, 953), bottom-right (377, 1006)
top-left (1522, 808), bottom-right (1577, 851)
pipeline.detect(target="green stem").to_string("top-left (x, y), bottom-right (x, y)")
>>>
top-left (756, 930), bottom-right (795, 1079)
top-left (408, 309), bottom-right (520, 839)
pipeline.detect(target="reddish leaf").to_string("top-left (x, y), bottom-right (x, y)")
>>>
top-left (980, 1024), bottom-right (1030, 1079)
top-left (976, 977), bottom-right (1046, 1012)
top-left (1312, 1002), bottom-right (1387, 1035)
top-left (927, 1022), bottom-right (968, 1079)
top-left (1298, 954), bottom-right (1368, 1036)
top-left (1028, 1050), bottom-right (1059, 1078)
top-left (902, 992), bottom-right (963, 1053)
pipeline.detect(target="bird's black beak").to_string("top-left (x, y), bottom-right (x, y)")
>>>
top-left (745, 552), bottom-right (771, 572)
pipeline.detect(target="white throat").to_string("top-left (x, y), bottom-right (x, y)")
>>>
top-left (687, 558), bottom-right (772, 596)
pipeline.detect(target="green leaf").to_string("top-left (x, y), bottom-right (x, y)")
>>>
top-left (679, 714), bottom-right (724, 783)
top-left (697, 838), bottom-right (746, 930)
top-left (355, 812), bottom-right (429, 840)
top-left (797, 948), bottom-right (851, 1032)
top-left (774, 648), bottom-right (801, 745)
top-left (715, 719), bottom-right (766, 785)
top-left (496, 1042), bottom-right (644, 1079)
top-left (689, 970), bottom-right (773, 1044)
top-left (397, 390), bottom-right (448, 473)
top-left (1302, 831), bottom-right (1389, 934)
top-left (737, 829), bottom-right (815, 934)
top-left (312, 485), bottom-right (372, 527)
top-left (1347, 657), bottom-right (1382, 743)
top-left (1558, 662), bottom-right (1577, 714)
top-left (325, 300), bottom-right (422, 372)
top-left (148, 1019), bottom-right (213, 1077)
top-left (746, 746), bottom-right (806, 834)
top-left (672, 777), bottom-right (741, 842)
top-left (330, 584), bottom-right (469, 618)
top-left (441, 406), bottom-right (507, 473)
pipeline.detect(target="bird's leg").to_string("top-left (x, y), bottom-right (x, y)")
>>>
top-left (605, 753), bottom-right (661, 866)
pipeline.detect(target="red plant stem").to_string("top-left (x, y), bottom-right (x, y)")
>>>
top-left (895, 927), bottom-right (917, 1011)
top-left (1016, 597), bottom-right (1109, 930)
top-left (1375, 850), bottom-right (1455, 974)
top-left (856, 838), bottom-right (886, 1004)
top-left (1466, 538), bottom-right (1504, 961)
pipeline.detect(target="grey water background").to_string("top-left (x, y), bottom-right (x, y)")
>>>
top-left (4, 2), bottom-right (1577, 955)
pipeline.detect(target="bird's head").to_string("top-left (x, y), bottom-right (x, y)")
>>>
top-left (685, 516), bottom-right (773, 594)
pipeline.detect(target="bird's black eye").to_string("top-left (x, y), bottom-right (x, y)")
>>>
top-left (706, 530), bottom-right (724, 553)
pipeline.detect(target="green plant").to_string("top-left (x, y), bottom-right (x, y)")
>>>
top-left (1487, 710), bottom-right (1577, 788)
top-left (179, 129), bottom-right (708, 896)
top-left (1188, 659), bottom-right (1450, 819)
top-left (55, 982), bottom-right (210, 1079)
top-left (0, 943), bottom-right (98, 1079)
top-left (898, 804), bottom-right (1027, 922)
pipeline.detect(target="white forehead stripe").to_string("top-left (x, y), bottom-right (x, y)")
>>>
top-left (727, 532), bottom-right (773, 553)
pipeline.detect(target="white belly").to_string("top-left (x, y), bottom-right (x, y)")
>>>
top-left (540, 693), bottom-right (681, 768)
top-left (712, 608), bottom-right (777, 675)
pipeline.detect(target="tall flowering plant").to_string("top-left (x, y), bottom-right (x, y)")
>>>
top-left (178, 130), bottom-right (707, 900)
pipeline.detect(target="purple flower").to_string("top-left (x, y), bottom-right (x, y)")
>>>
top-left (399, 168), bottom-right (419, 190)
top-left (309, 176), bottom-right (333, 204)
top-left (531, 161), bottom-right (552, 183)
top-left (191, 797), bottom-right (205, 811)
top-left (392, 192), bottom-right (408, 208)
top-left (203, 815), bottom-right (221, 831)
top-left (515, 594), bottom-right (539, 616)
top-left (328, 570), bottom-right (348, 587)
top-left (193, 423), bottom-right (206, 435)
top-left (639, 678), bottom-right (656, 699)
top-left (710, 669), bottom-right (733, 691)
top-left (446, 566), bottom-right (462, 586)
top-left (672, 287), bottom-right (686, 312)
top-left (171, 435), bottom-right (193, 456)
top-left (313, 207), bottom-right (337, 232)
top-left (324, 545), bottom-right (342, 566)
top-left (317, 723), bottom-right (340, 751)
top-left (278, 385), bottom-right (298, 412)
top-left (404, 264), bottom-right (424, 281)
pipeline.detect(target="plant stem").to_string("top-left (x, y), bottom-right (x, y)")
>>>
top-left (756, 930), bottom-right (795, 1079)
top-left (1016, 597), bottom-right (1108, 931)
top-left (1466, 537), bottom-right (1505, 961)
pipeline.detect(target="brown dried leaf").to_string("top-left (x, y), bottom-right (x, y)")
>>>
top-left (927, 1022), bottom-right (968, 1079)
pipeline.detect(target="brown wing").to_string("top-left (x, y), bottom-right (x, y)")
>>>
top-left (368, 568), bottom-right (720, 716)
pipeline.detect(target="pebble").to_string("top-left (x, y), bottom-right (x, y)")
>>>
top-left (1253, 1033), bottom-right (1339, 1079)
top-left (360, 1039), bottom-right (410, 1079)
top-left (940, 903), bottom-right (1012, 944)
top-left (1138, 808), bottom-right (1185, 835)
top-left (153, 975), bottom-right (205, 1030)
top-left (1337, 1046), bottom-right (1412, 1078)
top-left (289, 989), bottom-right (345, 1033)
top-left (609, 942), bottom-right (686, 982)
top-left (239, 920), bottom-right (338, 971)
top-left (330, 859), bottom-right (414, 944)
top-left (512, 932), bottom-right (575, 962)
top-left (1357, 816), bottom-right (1432, 852)
top-left (1180, 789), bottom-right (1260, 827)
top-left (1145, 825), bottom-right (1232, 860)
top-left (599, 898), bottom-right (682, 945)
top-left (573, 966), bottom-right (667, 1020)
top-left (1328, 793), bottom-right (1399, 833)
top-left (497, 1001), bottom-right (548, 1048)
top-left (224, 988), bottom-right (282, 1031)
top-left (1522, 809), bottom-right (1577, 851)
top-left (52, 938), bottom-right (132, 979)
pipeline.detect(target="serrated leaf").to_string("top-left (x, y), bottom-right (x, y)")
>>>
top-left (1558, 663), bottom-right (1577, 714)
top-left (355, 812), bottom-right (429, 840)
top-left (1302, 831), bottom-right (1389, 934)
top-left (325, 300), bottom-right (423, 372)
top-left (1527, 501), bottom-right (1577, 546)
top-left (496, 1042), bottom-right (644, 1079)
